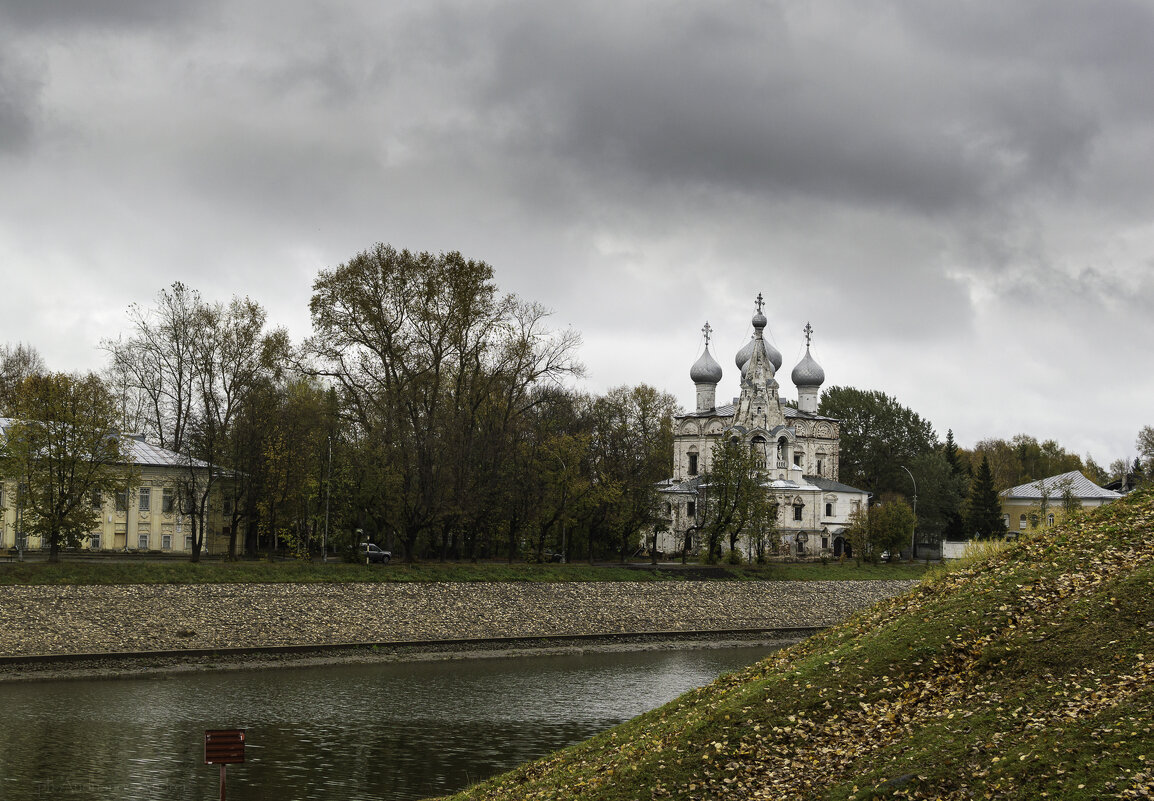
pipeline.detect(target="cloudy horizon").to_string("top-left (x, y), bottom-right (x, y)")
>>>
top-left (2, 0), bottom-right (1152, 466)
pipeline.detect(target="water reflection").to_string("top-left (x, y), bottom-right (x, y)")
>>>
top-left (0, 645), bottom-right (777, 800)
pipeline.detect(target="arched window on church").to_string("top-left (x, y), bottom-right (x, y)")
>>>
top-left (687, 449), bottom-right (699, 476)
top-left (1019, 514), bottom-right (1027, 530)
top-left (777, 437), bottom-right (788, 466)
top-left (750, 436), bottom-right (766, 468)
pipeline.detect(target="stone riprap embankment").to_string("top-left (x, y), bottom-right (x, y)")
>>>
top-left (0, 580), bottom-right (916, 658)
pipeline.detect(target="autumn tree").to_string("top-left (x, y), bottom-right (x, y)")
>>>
top-left (872, 496), bottom-right (916, 559)
top-left (1139, 426), bottom-right (1154, 478)
top-left (0, 373), bottom-right (132, 562)
top-left (585, 384), bottom-right (676, 562)
top-left (696, 437), bottom-right (775, 563)
top-left (0, 343), bottom-right (46, 416)
top-left (104, 284), bottom-right (283, 561)
top-left (843, 507), bottom-right (870, 566)
top-left (1082, 454), bottom-right (1109, 486)
top-left (103, 283), bottom-right (201, 452)
top-left (305, 244), bottom-right (581, 562)
top-left (964, 434), bottom-right (1086, 490)
top-left (255, 377), bottom-right (329, 559)
top-left (183, 298), bottom-right (285, 561)
top-left (519, 390), bottom-right (593, 563)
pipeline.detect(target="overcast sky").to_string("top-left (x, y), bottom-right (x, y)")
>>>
top-left (2, 0), bottom-right (1151, 467)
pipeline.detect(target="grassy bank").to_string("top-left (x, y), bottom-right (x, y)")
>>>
top-left (0, 558), bottom-right (928, 586)
top-left (446, 488), bottom-right (1154, 800)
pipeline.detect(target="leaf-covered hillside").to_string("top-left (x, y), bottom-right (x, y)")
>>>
top-left (447, 488), bottom-right (1154, 800)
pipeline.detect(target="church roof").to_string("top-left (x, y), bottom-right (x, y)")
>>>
top-left (806, 476), bottom-right (869, 495)
top-left (675, 403), bottom-right (838, 422)
top-left (1000, 471), bottom-right (1122, 501)
top-left (655, 476), bottom-right (703, 494)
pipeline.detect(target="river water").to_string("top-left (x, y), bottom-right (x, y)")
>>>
top-left (0, 645), bottom-right (777, 801)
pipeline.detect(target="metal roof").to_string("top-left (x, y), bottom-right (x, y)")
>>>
top-left (676, 403), bottom-right (837, 422)
top-left (790, 347), bottom-right (826, 387)
top-left (0, 418), bottom-right (209, 469)
top-left (1000, 471), bottom-right (1122, 501)
top-left (806, 476), bottom-right (869, 494)
top-left (655, 476), bottom-right (704, 495)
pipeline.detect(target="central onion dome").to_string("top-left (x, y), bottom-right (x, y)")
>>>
top-left (791, 347), bottom-right (825, 387)
top-left (690, 346), bottom-right (723, 384)
top-left (737, 338), bottom-right (782, 373)
top-left (735, 308), bottom-right (783, 373)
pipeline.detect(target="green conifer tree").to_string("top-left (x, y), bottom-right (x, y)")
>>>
top-left (966, 455), bottom-right (1005, 540)
top-left (943, 429), bottom-right (967, 541)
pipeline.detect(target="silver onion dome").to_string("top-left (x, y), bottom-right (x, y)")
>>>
top-left (764, 339), bottom-right (782, 372)
top-left (690, 346), bottom-right (723, 384)
top-left (735, 338), bottom-right (755, 370)
top-left (791, 347), bottom-right (825, 387)
top-left (737, 336), bottom-right (782, 373)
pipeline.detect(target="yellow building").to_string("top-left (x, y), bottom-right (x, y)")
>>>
top-left (0, 428), bottom-right (230, 555)
top-left (999, 470), bottom-right (1122, 535)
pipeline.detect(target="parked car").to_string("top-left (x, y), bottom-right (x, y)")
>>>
top-left (360, 543), bottom-right (392, 564)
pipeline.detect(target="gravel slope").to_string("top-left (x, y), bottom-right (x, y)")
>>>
top-left (0, 580), bottom-right (916, 657)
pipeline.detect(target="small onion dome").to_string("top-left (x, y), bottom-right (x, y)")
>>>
top-left (690, 346), bottom-right (723, 384)
top-left (791, 347), bottom-right (825, 387)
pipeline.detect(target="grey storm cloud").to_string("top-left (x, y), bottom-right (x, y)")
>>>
top-left (0, 0), bottom-right (210, 30)
top-left (0, 54), bottom-right (38, 153)
top-left (440, 1), bottom-right (1130, 219)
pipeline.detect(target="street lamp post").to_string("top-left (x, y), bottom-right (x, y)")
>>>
top-left (900, 465), bottom-right (917, 560)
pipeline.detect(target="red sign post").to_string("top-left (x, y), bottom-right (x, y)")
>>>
top-left (205, 729), bottom-right (246, 801)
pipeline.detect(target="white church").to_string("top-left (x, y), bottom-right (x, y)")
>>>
top-left (654, 295), bottom-right (869, 559)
